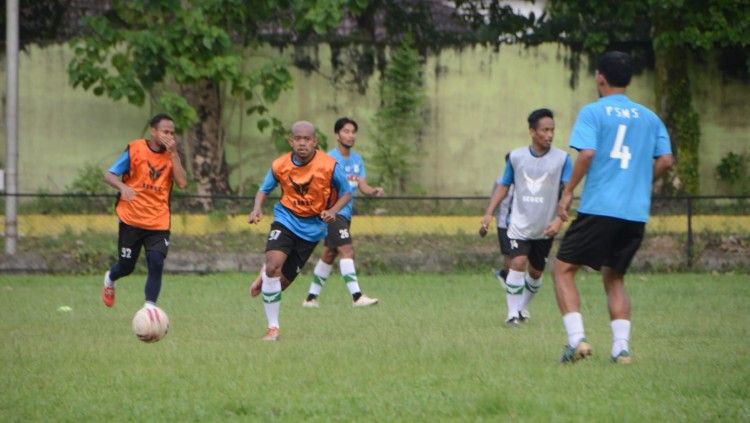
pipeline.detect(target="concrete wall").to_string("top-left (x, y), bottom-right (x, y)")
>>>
top-left (1, 43), bottom-right (748, 195)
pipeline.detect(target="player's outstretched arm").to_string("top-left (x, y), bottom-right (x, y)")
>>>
top-left (358, 178), bottom-right (385, 197)
top-left (248, 191), bottom-right (268, 224)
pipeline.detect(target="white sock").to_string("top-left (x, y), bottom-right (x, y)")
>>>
top-left (261, 271), bottom-right (282, 328)
top-left (611, 319), bottom-right (631, 357)
top-left (521, 273), bottom-right (542, 310)
top-left (104, 271), bottom-right (114, 287)
top-left (308, 260), bottom-right (333, 296)
top-left (340, 258), bottom-right (361, 295)
top-left (505, 270), bottom-right (525, 320)
top-left (562, 312), bottom-right (585, 347)
top-left (144, 301), bottom-right (156, 309)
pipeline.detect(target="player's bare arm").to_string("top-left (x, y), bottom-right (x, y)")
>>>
top-left (653, 154), bottom-right (674, 182)
top-left (480, 183), bottom-right (509, 235)
top-left (321, 192), bottom-right (352, 222)
top-left (162, 136), bottom-right (188, 189)
top-left (359, 178), bottom-right (385, 197)
top-left (104, 171), bottom-right (136, 201)
top-left (248, 191), bottom-right (268, 224)
top-left (543, 216), bottom-right (564, 237)
top-left (558, 149), bottom-right (595, 221)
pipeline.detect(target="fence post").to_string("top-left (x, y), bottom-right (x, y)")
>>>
top-left (687, 197), bottom-right (693, 269)
top-left (5, 0), bottom-right (19, 255)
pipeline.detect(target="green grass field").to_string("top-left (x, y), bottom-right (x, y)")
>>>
top-left (1, 272), bottom-right (748, 421)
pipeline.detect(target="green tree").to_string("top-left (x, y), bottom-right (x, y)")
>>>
top-left (716, 151), bottom-right (749, 194)
top-left (511, 0), bottom-right (750, 195)
top-left (67, 0), bottom-right (368, 198)
top-left (371, 34), bottom-right (425, 193)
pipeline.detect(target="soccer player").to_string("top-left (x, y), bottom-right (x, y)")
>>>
top-left (101, 113), bottom-right (188, 309)
top-left (247, 121), bottom-right (352, 341)
top-left (481, 108), bottom-right (572, 327)
top-left (302, 117), bottom-right (382, 308)
top-left (553, 51), bottom-right (674, 364)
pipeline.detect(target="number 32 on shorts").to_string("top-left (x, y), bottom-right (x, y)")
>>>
top-left (610, 124), bottom-right (631, 169)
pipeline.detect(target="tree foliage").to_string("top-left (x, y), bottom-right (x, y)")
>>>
top-left (371, 34), bottom-right (425, 193)
top-left (0, 0), bottom-right (69, 53)
top-left (716, 151), bottom-right (749, 195)
top-left (67, 0), bottom-right (368, 196)
top-left (506, 0), bottom-right (750, 195)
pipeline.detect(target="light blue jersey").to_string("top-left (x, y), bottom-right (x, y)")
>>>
top-left (328, 148), bottom-right (366, 220)
top-left (108, 150), bottom-right (131, 175)
top-left (259, 154), bottom-right (351, 242)
top-left (570, 94), bottom-right (672, 223)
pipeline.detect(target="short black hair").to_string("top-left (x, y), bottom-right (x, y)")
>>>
top-left (597, 51), bottom-right (633, 88)
top-left (334, 117), bottom-right (358, 134)
top-left (527, 108), bottom-right (554, 129)
top-left (149, 113), bottom-right (174, 128)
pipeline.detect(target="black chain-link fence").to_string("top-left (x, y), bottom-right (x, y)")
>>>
top-left (1, 193), bottom-right (749, 273)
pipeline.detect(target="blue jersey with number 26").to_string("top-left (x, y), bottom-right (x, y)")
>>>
top-left (570, 94), bottom-right (671, 223)
top-left (327, 149), bottom-right (365, 221)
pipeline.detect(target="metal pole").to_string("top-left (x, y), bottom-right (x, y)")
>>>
top-left (5, 0), bottom-right (19, 255)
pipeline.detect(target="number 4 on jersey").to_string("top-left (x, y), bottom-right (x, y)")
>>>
top-left (610, 124), bottom-right (631, 169)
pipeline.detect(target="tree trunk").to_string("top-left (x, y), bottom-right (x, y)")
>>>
top-left (181, 78), bottom-right (232, 203)
top-left (653, 16), bottom-right (701, 195)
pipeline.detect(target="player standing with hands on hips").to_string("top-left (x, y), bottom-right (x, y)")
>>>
top-left (553, 51), bottom-right (674, 364)
top-left (101, 113), bottom-right (188, 310)
top-left (247, 121), bottom-right (352, 341)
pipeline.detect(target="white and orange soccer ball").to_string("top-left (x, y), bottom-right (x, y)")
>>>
top-left (131, 306), bottom-right (170, 343)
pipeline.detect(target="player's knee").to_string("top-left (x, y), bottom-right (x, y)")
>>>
top-left (552, 259), bottom-right (576, 279)
top-left (146, 250), bottom-right (165, 273)
top-left (337, 245), bottom-right (354, 259)
top-left (117, 258), bottom-right (137, 276)
top-left (528, 268), bottom-right (543, 279)
top-left (321, 248), bottom-right (338, 263)
top-left (264, 262), bottom-right (283, 277)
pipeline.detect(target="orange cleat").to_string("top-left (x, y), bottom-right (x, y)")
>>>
top-left (102, 272), bottom-right (115, 307)
top-left (262, 327), bottom-right (280, 341)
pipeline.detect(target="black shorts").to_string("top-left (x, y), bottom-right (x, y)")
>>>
top-left (324, 215), bottom-right (353, 248)
top-left (496, 227), bottom-right (511, 255)
top-left (508, 238), bottom-right (554, 271)
top-left (265, 222), bottom-right (319, 282)
top-left (118, 221), bottom-right (170, 259)
top-left (556, 213), bottom-right (645, 274)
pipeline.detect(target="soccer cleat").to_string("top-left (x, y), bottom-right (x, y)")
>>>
top-left (262, 327), bottom-right (280, 341)
top-left (102, 271), bottom-right (115, 308)
top-left (611, 350), bottom-right (632, 365)
top-left (249, 275), bottom-right (262, 298)
top-left (560, 339), bottom-right (593, 364)
top-left (352, 295), bottom-right (378, 307)
top-left (302, 298), bottom-right (320, 308)
top-left (518, 309), bottom-right (530, 323)
top-left (505, 316), bottom-right (521, 328)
